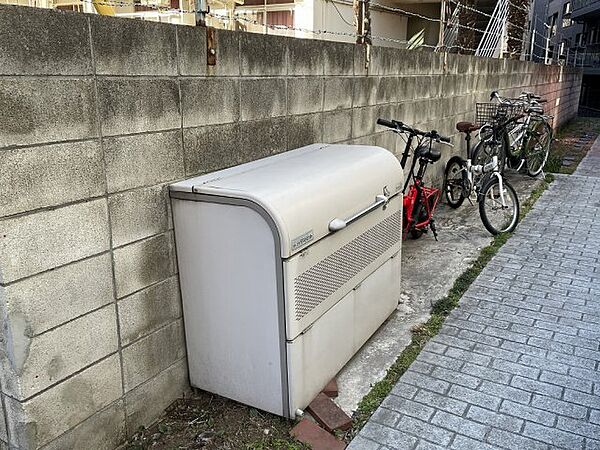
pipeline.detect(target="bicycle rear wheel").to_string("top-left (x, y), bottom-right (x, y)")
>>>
top-left (478, 176), bottom-right (520, 235)
top-left (443, 156), bottom-right (466, 208)
top-left (525, 120), bottom-right (552, 177)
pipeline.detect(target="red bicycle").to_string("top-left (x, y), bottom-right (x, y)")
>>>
top-left (377, 118), bottom-right (452, 240)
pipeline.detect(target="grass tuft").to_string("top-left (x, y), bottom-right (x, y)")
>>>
top-left (349, 173), bottom-right (554, 439)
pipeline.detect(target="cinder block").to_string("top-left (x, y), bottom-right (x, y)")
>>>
top-left (91, 15), bottom-right (176, 76)
top-left (354, 44), bottom-right (368, 76)
top-left (288, 37), bottom-right (324, 76)
top-left (0, 199), bottom-right (109, 284)
top-left (351, 105), bottom-right (377, 138)
top-left (0, 253), bottom-right (113, 336)
top-left (118, 276), bottom-right (182, 346)
top-left (0, 78), bottom-right (97, 148)
top-left (181, 78), bottom-right (239, 127)
top-left (353, 76), bottom-right (378, 107)
top-left (0, 304), bottom-right (118, 400)
top-left (4, 354), bottom-right (122, 449)
top-left (109, 184), bottom-right (171, 248)
top-left (43, 400), bottom-right (126, 450)
top-left (124, 358), bottom-right (188, 431)
top-left (0, 140), bottom-right (105, 218)
top-left (113, 232), bottom-right (177, 299)
top-left (0, 397), bottom-right (6, 442)
top-left (97, 78), bottom-right (180, 136)
top-left (287, 77), bottom-right (323, 115)
top-left (240, 78), bottom-right (286, 121)
top-left (287, 113), bottom-right (322, 150)
top-left (369, 46), bottom-right (401, 76)
top-left (177, 25), bottom-right (208, 76)
top-left (104, 130), bottom-right (184, 193)
top-left (183, 123), bottom-right (240, 176)
top-left (0, 5), bottom-right (92, 75)
top-left (323, 109), bottom-right (352, 143)
top-left (399, 77), bottom-right (415, 102)
top-left (324, 77), bottom-right (353, 111)
top-left (121, 319), bottom-right (186, 392)
top-left (239, 119), bottom-right (287, 161)
top-left (377, 77), bottom-right (399, 104)
top-left (323, 40), bottom-right (354, 76)
top-left (241, 32), bottom-right (287, 76)
top-left (206, 28), bottom-right (240, 76)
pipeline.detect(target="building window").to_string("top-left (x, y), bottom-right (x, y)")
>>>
top-left (549, 13), bottom-right (558, 37)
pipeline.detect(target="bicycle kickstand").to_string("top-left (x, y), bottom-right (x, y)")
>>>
top-left (430, 218), bottom-right (438, 241)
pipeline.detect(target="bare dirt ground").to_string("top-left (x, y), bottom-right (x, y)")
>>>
top-left (123, 390), bottom-right (306, 450)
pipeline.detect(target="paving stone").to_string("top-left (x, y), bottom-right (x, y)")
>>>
top-left (346, 435), bottom-right (380, 450)
top-left (461, 363), bottom-right (511, 385)
top-left (381, 396), bottom-right (434, 422)
top-left (307, 393), bottom-right (352, 432)
top-left (486, 428), bottom-right (549, 450)
top-left (322, 379), bottom-right (338, 398)
top-left (358, 422), bottom-right (417, 450)
top-left (499, 400), bottom-right (556, 426)
top-left (523, 422), bottom-right (585, 449)
top-left (431, 410), bottom-right (489, 440)
top-left (413, 390), bottom-right (468, 416)
top-left (395, 416), bottom-right (454, 446)
top-left (370, 407), bottom-right (401, 428)
top-left (290, 419), bottom-right (346, 450)
top-left (510, 375), bottom-right (563, 398)
top-left (466, 405), bottom-right (524, 432)
top-left (451, 435), bottom-right (498, 450)
top-left (448, 385), bottom-right (502, 411)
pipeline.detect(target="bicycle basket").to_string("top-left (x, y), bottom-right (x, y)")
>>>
top-left (475, 102), bottom-right (523, 127)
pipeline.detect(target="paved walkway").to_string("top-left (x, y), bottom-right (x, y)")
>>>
top-left (349, 137), bottom-right (600, 450)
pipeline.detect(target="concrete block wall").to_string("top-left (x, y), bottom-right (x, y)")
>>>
top-left (0, 4), bottom-right (582, 449)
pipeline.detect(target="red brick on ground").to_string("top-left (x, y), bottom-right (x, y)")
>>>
top-left (306, 393), bottom-right (352, 432)
top-left (290, 419), bottom-right (346, 450)
top-left (322, 379), bottom-right (338, 398)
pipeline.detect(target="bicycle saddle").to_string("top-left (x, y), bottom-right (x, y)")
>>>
top-left (456, 122), bottom-right (480, 133)
top-left (415, 145), bottom-right (441, 162)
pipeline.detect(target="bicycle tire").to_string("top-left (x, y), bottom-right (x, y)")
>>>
top-left (478, 176), bottom-right (520, 235)
top-left (409, 202), bottom-right (428, 239)
top-left (472, 138), bottom-right (506, 174)
top-left (443, 156), bottom-right (466, 209)
top-left (525, 120), bottom-right (552, 177)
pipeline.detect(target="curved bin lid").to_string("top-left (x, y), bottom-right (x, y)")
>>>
top-left (169, 143), bottom-right (404, 258)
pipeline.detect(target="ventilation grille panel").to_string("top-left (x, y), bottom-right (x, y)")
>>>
top-left (293, 210), bottom-right (401, 321)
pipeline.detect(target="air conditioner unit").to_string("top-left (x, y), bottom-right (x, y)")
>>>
top-left (169, 143), bottom-right (403, 418)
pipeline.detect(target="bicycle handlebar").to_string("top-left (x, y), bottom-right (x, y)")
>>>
top-left (376, 118), bottom-right (396, 128)
top-left (377, 118), bottom-right (451, 143)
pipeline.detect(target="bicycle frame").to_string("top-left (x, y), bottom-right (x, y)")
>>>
top-left (397, 131), bottom-right (442, 239)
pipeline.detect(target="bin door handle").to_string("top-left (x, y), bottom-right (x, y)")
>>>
top-left (328, 194), bottom-right (388, 232)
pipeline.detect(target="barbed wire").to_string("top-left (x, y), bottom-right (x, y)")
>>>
top-left (17, 0), bottom-right (563, 64)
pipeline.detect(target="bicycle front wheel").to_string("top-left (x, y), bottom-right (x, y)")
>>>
top-left (525, 120), bottom-right (552, 177)
top-left (472, 138), bottom-right (506, 174)
top-left (478, 176), bottom-right (520, 235)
